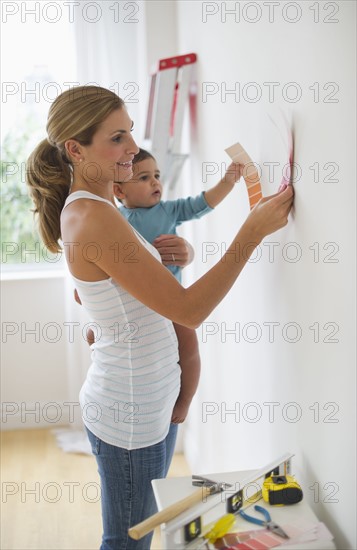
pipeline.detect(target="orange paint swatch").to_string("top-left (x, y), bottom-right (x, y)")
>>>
top-left (225, 143), bottom-right (263, 210)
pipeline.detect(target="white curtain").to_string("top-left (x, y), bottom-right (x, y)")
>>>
top-left (72, 1), bottom-right (148, 141)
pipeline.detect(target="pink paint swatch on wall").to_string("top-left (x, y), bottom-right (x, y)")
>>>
top-left (267, 110), bottom-right (294, 192)
top-left (278, 128), bottom-right (294, 192)
top-left (225, 143), bottom-right (263, 210)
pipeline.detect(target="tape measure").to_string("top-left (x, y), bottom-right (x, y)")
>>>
top-left (262, 474), bottom-right (303, 506)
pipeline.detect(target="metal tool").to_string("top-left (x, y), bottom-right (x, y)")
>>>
top-left (192, 475), bottom-right (232, 491)
top-left (239, 504), bottom-right (290, 539)
top-left (128, 475), bottom-right (231, 540)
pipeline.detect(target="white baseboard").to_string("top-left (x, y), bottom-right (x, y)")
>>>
top-left (1, 401), bottom-right (82, 431)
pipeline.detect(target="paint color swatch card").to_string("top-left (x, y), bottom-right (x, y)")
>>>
top-left (194, 520), bottom-right (334, 549)
top-left (224, 143), bottom-right (263, 210)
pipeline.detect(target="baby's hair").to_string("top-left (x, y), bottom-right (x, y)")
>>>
top-left (114, 148), bottom-right (156, 205)
top-left (133, 148), bottom-right (155, 165)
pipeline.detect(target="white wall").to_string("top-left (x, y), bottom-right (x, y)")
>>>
top-left (1, 273), bottom-right (71, 429)
top-left (1, 269), bottom-right (102, 434)
top-left (170, 1), bottom-right (356, 549)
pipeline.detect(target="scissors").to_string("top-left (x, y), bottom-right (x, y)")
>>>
top-left (239, 505), bottom-right (289, 539)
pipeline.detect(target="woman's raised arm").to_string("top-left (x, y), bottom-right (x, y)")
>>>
top-left (62, 186), bottom-right (293, 329)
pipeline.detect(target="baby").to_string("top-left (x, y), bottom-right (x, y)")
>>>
top-left (113, 148), bottom-right (242, 422)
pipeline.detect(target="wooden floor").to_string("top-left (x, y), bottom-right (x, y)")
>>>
top-left (1, 428), bottom-right (192, 550)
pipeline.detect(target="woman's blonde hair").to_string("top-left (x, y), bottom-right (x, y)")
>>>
top-left (26, 86), bottom-right (124, 252)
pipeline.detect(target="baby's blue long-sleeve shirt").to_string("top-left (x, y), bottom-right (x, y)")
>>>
top-left (119, 192), bottom-right (213, 282)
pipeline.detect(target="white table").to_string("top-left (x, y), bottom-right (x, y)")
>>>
top-left (152, 469), bottom-right (336, 550)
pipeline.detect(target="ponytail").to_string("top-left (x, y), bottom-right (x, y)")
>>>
top-left (26, 85), bottom-right (125, 253)
top-left (26, 139), bottom-right (72, 253)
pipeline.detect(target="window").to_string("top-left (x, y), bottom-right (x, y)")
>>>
top-left (1, 9), bottom-right (76, 269)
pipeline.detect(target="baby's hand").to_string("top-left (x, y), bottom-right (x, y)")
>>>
top-left (223, 161), bottom-right (244, 187)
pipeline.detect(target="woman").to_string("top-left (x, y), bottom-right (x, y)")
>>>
top-left (27, 86), bottom-right (294, 549)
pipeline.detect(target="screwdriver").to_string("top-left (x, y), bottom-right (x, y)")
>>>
top-left (196, 513), bottom-right (236, 547)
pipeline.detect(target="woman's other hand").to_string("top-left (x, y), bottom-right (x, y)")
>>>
top-left (153, 235), bottom-right (194, 268)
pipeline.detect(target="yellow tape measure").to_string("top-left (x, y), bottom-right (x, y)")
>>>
top-left (263, 474), bottom-right (303, 505)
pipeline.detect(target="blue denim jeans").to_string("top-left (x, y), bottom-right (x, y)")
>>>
top-left (85, 424), bottom-right (178, 550)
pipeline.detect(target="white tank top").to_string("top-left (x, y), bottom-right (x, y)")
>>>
top-left (62, 191), bottom-right (180, 450)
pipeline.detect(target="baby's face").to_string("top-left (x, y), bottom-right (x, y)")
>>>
top-left (114, 157), bottom-right (163, 208)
